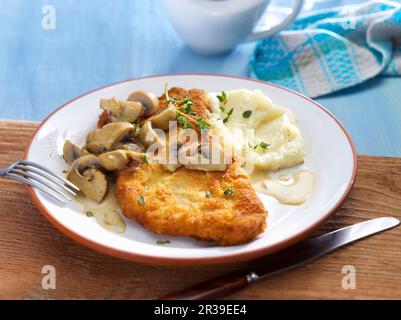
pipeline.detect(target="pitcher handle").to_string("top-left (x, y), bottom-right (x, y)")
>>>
top-left (246, 0), bottom-right (304, 42)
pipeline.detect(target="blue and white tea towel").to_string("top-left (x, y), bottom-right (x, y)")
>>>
top-left (250, 1), bottom-right (401, 98)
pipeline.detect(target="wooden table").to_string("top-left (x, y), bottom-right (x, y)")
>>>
top-left (0, 120), bottom-right (400, 300)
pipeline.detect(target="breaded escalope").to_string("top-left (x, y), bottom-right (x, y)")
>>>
top-left (115, 162), bottom-right (267, 246)
top-left (158, 87), bottom-right (210, 119)
top-left (114, 86), bottom-right (267, 245)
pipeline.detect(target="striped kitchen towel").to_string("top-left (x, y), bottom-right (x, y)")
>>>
top-left (249, 0), bottom-right (401, 98)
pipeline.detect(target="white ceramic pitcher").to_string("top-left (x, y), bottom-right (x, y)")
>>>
top-left (163, 0), bottom-right (304, 55)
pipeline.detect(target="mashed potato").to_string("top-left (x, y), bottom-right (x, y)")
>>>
top-left (208, 89), bottom-right (304, 171)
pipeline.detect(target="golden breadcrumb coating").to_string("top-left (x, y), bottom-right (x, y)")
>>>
top-left (115, 162), bottom-right (267, 246)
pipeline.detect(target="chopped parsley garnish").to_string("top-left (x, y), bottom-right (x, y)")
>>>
top-left (197, 118), bottom-right (210, 131)
top-left (86, 211), bottom-right (94, 217)
top-left (248, 141), bottom-right (271, 151)
top-left (176, 113), bottom-right (192, 129)
top-left (133, 123), bottom-right (141, 134)
top-left (242, 110), bottom-right (252, 118)
top-left (259, 142), bottom-right (270, 149)
top-left (176, 109), bottom-right (196, 129)
top-left (141, 154), bottom-right (148, 164)
top-left (223, 188), bottom-right (234, 196)
top-left (184, 103), bottom-right (193, 113)
top-left (205, 191), bottom-right (212, 198)
top-left (167, 97), bottom-right (177, 103)
top-left (177, 115), bottom-right (186, 126)
top-left (217, 91), bottom-right (227, 105)
top-left (138, 195), bottom-right (145, 205)
top-left (219, 106), bottom-right (225, 113)
top-left (156, 240), bottom-right (170, 245)
top-left (179, 99), bottom-right (193, 114)
top-left (183, 122), bottom-right (192, 129)
top-left (176, 103), bottom-right (210, 130)
top-left (223, 108), bottom-right (234, 123)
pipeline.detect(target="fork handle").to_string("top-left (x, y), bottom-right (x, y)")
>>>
top-left (158, 271), bottom-right (249, 300)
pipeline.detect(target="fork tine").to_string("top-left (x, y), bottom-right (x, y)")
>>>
top-left (19, 160), bottom-right (79, 191)
top-left (13, 165), bottom-right (77, 196)
top-left (6, 173), bottom-right (67, 205)
top-left (9, 169), bottom-right (73, 201)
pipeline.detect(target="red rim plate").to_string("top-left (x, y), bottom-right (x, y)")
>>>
top-left (24, 73), bottom-right (357, 266)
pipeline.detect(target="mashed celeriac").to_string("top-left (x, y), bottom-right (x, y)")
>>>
top-left (208, 89), bottom-right (304, 172)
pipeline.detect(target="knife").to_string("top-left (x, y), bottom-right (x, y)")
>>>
top-left (159, 217), bottom-right (400, 300)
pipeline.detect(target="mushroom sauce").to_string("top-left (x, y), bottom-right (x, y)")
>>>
top-left (250, 169), bottom-right (315, 205)
top-left (75, 184), bottom-right (126, 233)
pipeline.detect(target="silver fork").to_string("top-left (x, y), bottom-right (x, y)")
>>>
top-left (0, 160), bottom-right (79, 205)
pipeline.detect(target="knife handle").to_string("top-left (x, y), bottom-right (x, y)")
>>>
top-left (159, 271), bottom-right (249, 300)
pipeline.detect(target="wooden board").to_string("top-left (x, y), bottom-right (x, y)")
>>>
top-left (0, 120), bottom-right (400, 300)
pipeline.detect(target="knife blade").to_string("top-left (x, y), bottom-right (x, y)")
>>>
top-left (159, 217), bottom-right (400, 300)
top-left (248, 216), bottom-right (400, 280)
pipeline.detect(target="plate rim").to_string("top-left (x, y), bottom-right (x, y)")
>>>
top-left (24, 73), bottom-right (357, 266)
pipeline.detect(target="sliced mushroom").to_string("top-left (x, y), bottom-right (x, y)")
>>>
top-left (128, 90), bottom-right (159, 117)
top-left (100, 97), bottom-right (144, 123)
top-left (184, 143), bottom-right (227, 172)
top-left (160, 141), bottom-right (183, 173)
top-left (99, 150), bottom-right (145, 171)
top-left (138, 121), bottom-right (164, 148)
top-left (67, 155), bottom-right (108, 202)
top-left (85, 122), bottom-right (134, 154)
top-left (149, 105), bottom-right (177, 130)
top-left (62, 140), bottom-right (89, 165)
top-left (112, 142), bottom-right (145, 153)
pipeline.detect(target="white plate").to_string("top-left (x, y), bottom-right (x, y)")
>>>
top-left (25, 74), bottom-right (357, 266)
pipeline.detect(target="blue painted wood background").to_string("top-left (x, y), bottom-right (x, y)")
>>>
top-left (0, 0), bottom-right (400, 157)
